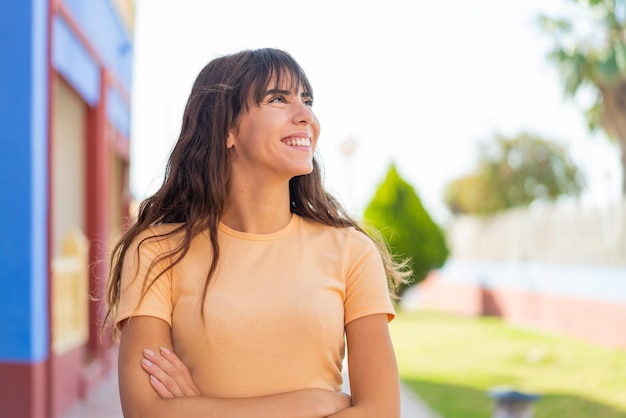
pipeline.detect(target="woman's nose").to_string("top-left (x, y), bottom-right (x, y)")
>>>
top-left (293, 102), bottom-right (314, 124)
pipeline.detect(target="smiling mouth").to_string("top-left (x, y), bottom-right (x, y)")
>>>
top-left (283, 137), bottom-right (311, 147)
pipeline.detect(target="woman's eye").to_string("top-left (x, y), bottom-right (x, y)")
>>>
top-left (304, 98), bottom-right (314, 107)
top-left (269, 96), bottom-right (286, 103)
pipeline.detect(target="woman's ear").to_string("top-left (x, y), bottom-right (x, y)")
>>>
top-left (226, 131), bottom-right (235, 149)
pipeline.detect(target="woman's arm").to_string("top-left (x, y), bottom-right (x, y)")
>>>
top-left (118, 316), bottom-right (350, 418)
top-left (326, 314), bottom-right (401, 418)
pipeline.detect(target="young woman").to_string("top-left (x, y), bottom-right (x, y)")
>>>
top-left (105, 48), bottom-right (409, 418)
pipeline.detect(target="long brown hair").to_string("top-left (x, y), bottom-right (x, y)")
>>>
top-left (104, 48), bottom-right (409, 338)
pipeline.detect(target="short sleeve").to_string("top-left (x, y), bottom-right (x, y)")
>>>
top-left (115, 228), bottom-right (174, 329)
top-left (344, 230), bottom-right (395, 325)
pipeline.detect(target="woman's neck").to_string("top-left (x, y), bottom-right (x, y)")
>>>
top-left (221, 181), bottom-right (292, 234)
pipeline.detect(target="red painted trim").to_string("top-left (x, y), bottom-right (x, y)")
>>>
top-left (52, 0), bottom-right (130, 105)
top-left (485, 289), bottom-right (626, 349)
top-left (0, 361), bottom-right (48, 418)
top-left (418, 272), bottom-right (626, 349)
top-left (103, 62), bottom-right (131, 106)
top-left (86, 67), bottom-right (112, 359)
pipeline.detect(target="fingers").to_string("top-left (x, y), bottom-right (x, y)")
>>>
top-left (141, 347), bottom-right (201, 398)
top-left (148, 374), bottom-right (174, 399)
top-left (142, 348), bottom-right (185, 397)
top-left (157, 346), bottom-right (202, 396)
top-left (141, 351), bottom-right (181, 398)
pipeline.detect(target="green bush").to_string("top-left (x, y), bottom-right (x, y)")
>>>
top-left (363, 163), bottom-right (449, 296)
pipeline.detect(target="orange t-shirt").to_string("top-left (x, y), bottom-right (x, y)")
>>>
top-left (116, 215), bottom-right (394, 397)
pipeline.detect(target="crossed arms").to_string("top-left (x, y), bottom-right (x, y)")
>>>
top-left (118, 314), bottom-right (400, 418)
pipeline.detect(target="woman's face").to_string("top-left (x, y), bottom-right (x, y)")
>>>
top-left (226, 80), bottom-right (320, 183)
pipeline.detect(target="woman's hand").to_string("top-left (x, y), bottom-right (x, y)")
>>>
top-left (140, 346), bottom-right (351, 413)
top-left (121, 316), bottom-right (348, 418)
top-left (140, 345), bottom-right (351, 415)
top-left (141, 345), bottom-right (202, 399)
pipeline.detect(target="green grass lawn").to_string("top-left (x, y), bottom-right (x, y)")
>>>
top-left (390, 310), bottom-right (626, 418)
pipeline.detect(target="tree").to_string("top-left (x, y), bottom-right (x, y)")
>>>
top-left (444, 132), bottom-right (585, 216)
top-left (364, 164), bottom-right (449, 296)
top-left (539, 0), bottom-right (626, 195)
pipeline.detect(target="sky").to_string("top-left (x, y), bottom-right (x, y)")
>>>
top-left (130, 0), bottom-right (622, 223)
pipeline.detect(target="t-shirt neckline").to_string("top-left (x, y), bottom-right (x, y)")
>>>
top-left (218, 214), bottom-right (299, 241)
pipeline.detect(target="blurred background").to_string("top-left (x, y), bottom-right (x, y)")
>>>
top-left (1, 0), bottom-right (625, 417)
top-left (131, 0), bottom-right (621, 220)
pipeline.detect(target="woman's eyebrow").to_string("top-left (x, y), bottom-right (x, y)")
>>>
top-left (264, 88), bottom-right (291, 96)
top-left (263, 88), bottom-right (313, 100)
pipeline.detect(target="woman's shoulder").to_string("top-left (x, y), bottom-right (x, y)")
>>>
top-left (130, 223), bottom-right (186, 252)
top-left (298, 216), bottom-right (373, 246)
top-left (146, 222), bottom-right (185, 236)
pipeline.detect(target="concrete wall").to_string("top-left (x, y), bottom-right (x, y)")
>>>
top-left (417, 270), bottom-right (626, 349)
top-left (413, 199), bottom-right (626, 349)
top-left (447, 199), bottom-right (626, 266)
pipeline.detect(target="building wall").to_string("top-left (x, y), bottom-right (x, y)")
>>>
top-left (447, 199), bottom-right (626, 266)
top-left (0, 0), bottom-right (134, 416)
top-left (415, 200), bottom-right (626, 349)
top-left (0, 0), bottom-right (50, 366)
top-left (417, 270), bottom-right (626, 349)
top-left (0, 1), bottom-right (51, 416)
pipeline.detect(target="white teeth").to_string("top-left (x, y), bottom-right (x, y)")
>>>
top-left (285, 137), bottom-right (311, 147)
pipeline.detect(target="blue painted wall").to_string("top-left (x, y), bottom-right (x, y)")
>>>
top-left (0, 0), bottom-right (50, 362)
top-left (62, 0), bottom-right (133, 91)
top-left (52, 0), bottom-right (132, 136)
top-left (52, 14), bottom-right (101, 106)
top-left (0, 0), bottom-right (132, 362)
